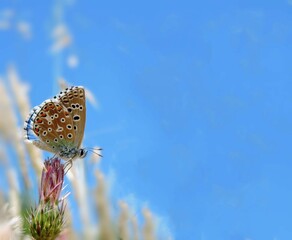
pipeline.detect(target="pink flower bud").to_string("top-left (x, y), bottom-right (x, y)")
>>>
top-left (39, 158), bottom-right (65, 205)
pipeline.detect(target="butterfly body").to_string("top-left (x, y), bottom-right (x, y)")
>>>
top-left (24, 86), bottom-right (88, 162)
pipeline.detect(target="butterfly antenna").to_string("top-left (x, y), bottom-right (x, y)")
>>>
top-left (87, 147), bottom-right (103, 158)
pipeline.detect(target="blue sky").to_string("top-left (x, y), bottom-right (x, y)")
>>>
top-left (1, 0), bottom-right (292, 239)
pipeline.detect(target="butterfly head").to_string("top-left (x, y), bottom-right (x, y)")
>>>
top-left (78, 148), bottom-right (88, 158)
top-left (58, 145), bottom-right (88, 161)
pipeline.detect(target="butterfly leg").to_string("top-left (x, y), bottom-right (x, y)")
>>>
top-left (64, 160), bottom-right (73, 174)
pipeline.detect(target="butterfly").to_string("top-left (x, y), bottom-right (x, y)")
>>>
top-left (24, 86), bottom-right (93, 163)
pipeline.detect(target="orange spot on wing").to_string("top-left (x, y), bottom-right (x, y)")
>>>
top-left (36, 118), bottom-right (43, 123)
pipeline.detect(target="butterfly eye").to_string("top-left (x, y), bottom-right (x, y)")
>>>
top-left (79, 149), bottom-right (87, 158)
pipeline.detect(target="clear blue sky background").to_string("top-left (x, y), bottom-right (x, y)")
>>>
top-left (1, 0), bottom-right (292, 239)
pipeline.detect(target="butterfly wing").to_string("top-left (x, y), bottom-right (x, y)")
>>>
top-left (32, 139), bottom-right (55, 153)
top-left (31, 100), bottom-right (76, 152)
top-left (56, 86), bottom-right (86, 148)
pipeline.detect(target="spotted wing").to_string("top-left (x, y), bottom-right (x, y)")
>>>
top-left (55, 86), bottom-right (86, 148)
top-left (32, 140), bottom-right (56, 153)
top-left (31, 100), bottom-right (76, 152)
